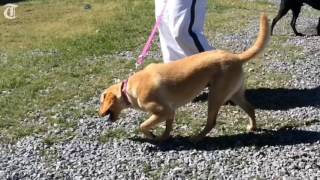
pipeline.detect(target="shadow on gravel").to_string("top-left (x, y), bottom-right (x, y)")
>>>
top-left (130, 128), bottom-right (320, 151)
top-left (246, 86), bottom-right (320, 110)
top-left (193, 86), bottom-right (320, 110)
top-left (0, 0), bottom-right (26, 5)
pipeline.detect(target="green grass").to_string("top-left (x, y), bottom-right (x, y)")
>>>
top-left (0, 0), bottom-right (154, 142)
top-left (206, 0), bottom-right (275, 35)
top-left (0, 0), bottom-right (304, 143)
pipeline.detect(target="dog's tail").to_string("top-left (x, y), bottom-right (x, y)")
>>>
top-left (237, 13), bottom-right (269, 62)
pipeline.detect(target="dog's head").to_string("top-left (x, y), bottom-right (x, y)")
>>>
top-left (99, 83), bottom-right (126, 122)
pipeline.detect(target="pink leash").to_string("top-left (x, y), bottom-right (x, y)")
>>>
top-left (136, 0), bottom-right (168, 68)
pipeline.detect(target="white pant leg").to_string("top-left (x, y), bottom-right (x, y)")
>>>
top-left (188, 0), bottom-right (214, 52)
top-left (155, 0), bottom-right (185, 62)
top-left (155, 0), bottom-right (214, 63)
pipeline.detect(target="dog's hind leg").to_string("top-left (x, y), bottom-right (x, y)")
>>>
top-left (271, 4), bottom-right (290, 35)
top-left (291, 6), bottom-right (303, 36)
top-left (190, 82), bottom-right (233, 142)
top-left (230, 86), bottom-right (256, 132)
top-left (190, 91), bottom-right (222, 142)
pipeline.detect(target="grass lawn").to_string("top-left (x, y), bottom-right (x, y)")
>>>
top-left (1, 0), bottom-right (155, 142)
top-left (1, 0), bottom-right (298, 143)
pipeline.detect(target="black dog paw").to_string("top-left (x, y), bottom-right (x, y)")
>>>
top-left (296, 33), bottom-right (305, 36)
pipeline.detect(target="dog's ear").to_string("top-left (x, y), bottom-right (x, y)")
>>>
top-left (99, 92), bottom-right (116, 117)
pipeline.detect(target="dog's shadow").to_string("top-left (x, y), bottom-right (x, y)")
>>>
top-left (130, 87), bottom-right (320, 151)
top-left (0, 0), bottom-right (26, 5)
top-left (130, 126), bottom-right (320, 151)
top-left (194, 86), bottom-right (320, 110)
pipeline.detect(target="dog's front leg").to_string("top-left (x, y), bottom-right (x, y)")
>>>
top-left (140, 112), bottom-right (174, 142)
top-left (155, 114), bottom-right (175, 142)
top-left (140, 114), bottom-right (163, 140)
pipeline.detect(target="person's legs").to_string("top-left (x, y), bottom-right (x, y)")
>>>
top-left (155, 0), bottom-right (185, 62)
top-left (169, 0), bottom-right (214, 58)
top-left (191, 0), bottom-right (214, 51)
top-left (156, 0), bottom-right (214, 63)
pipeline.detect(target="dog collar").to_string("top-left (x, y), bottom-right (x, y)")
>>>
top-left (121, 80), bottom-right (131, 106)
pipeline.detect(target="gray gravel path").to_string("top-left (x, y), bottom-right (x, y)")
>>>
top-left (1, 0), bottom-right (320, 179)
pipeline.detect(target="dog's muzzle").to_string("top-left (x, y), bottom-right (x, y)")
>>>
top-left (99, 110), bottom-right (115, 122)
top-left (107, 111), bottom-right (116, 122)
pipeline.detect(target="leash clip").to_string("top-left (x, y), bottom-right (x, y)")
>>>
top-left (135, 55), bottom-right (145, 70)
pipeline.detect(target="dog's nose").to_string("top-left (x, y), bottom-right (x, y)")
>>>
top-left (99, 109), bottom-right (108, 117)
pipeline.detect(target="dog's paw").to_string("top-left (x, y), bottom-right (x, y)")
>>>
top-left (246, 125), bottom-right (257, 132)
top-left (296, 33), bottom-right (305, 36)
top-left (142, 131), bottom-right (157, 140)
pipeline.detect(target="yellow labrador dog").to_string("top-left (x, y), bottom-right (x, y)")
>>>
top-left (99, 14), bottom-right (269, 142)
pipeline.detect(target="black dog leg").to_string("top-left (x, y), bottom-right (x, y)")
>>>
top-left (271, 5), bottom-right (290, 35)
top-left (291, 7), bottom-right (304, 36)
top-left (317, 17), bottom-right (320, 35)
